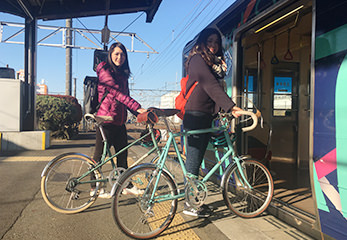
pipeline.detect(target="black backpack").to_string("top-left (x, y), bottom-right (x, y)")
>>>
top-left (83, 76), bottom-right (108, 114)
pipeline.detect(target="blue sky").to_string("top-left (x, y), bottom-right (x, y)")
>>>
top-left (0, 0), bottom-right (234, 106)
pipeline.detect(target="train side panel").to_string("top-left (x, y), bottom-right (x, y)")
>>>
top-left (313, 0), bottom-right (347, 238)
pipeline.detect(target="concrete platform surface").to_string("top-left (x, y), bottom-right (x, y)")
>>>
top-left (0, 129), bottom-right (315, 240)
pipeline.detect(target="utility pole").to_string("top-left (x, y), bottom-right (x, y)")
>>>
top-left (73, 77), bottom-right (76, 97)
top-left (65, 19), bottom-right (72, 96)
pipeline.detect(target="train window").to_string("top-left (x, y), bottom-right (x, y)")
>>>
top-left (243, 69), bottom-right (257, 110)
top-left (273, 76), bottom-right (293, 116)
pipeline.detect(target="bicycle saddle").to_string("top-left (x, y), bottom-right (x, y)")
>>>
top-left (148, 107), bottom-right (180, 117)
top-left (84, 113), bottom-right (113, 124)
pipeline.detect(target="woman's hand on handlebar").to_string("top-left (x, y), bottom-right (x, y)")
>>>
top-left (231, 106), bottom-right (243, 118)
top-left (137, 108), bottom-right (147, 114)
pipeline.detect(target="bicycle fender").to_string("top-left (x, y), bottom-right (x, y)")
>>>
top-left (220, 155), bottom-right (252, 189)
top-left (220, 162), bottom-right (236, 189)
top-left (41, 152), bottom-right (95, 177)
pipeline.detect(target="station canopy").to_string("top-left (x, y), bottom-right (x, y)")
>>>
top-left (0, 0), bottom-right (162, 22)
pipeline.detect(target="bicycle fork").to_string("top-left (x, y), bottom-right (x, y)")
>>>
top-left (221, 132), bottom-right (252, 190)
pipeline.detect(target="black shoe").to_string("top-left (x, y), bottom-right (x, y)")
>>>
top-left (183, 203), bottom-right (211, 218)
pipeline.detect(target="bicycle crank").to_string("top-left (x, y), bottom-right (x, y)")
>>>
top-left (185, 178), bottom-right (207, 208)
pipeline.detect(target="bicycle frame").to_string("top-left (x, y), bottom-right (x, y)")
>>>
top-left (76, 123), bottom-right (162, 186)
top-left (149, 123), bottom-right (252, 203)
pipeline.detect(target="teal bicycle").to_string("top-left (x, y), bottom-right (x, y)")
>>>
top-left (111, 108), bottom-right (274, 239)
top-left (40, 111), bottom-right (184, 214)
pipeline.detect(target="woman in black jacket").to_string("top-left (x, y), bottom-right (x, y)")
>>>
top-left (183, 28), bottom-right (242, 217)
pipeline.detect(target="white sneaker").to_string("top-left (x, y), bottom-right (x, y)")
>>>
top-left (122, 186), bottom-right (144, 195)
top-left (90, 188), bottom-right (98, 196)
top-left (90, 188), bottom-right (112, 199)
top-left (182, 203), bottom-right (211, 218)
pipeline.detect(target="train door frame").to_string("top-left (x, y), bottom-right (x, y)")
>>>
top-left (231, 0), bottom-right (320, 236)
top-left (232, 1), bottom-right (313, 164)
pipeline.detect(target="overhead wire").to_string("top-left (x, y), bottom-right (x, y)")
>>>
top-left (142, 0), bottom-right (226, 78)
top-left (157, 0), bottom-right (231, 68)
top-left (142, 0), bottom-right (232, 82)
top-left (75, 17), bottom-right (102, 45)
top-left (142, 0), bottom-right (205, 74)
top-left (139, 0), bottom-right (214, 77)
top-left (0, 59), bottom-right (8, 66)
top-left (109, 12), bottom-right (145, 44)
top-left (155, 0), bottom-right (203, 51)
top-left (144, 0), bottom-right (229, 78)
top-left (132, 0), bottom-right (204, 82)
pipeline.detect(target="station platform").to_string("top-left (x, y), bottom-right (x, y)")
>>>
top-left (0, 127), bottom-right (314, 240)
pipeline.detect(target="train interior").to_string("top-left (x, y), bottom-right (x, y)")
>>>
top-left (237, 0), bottom-right (316, 225)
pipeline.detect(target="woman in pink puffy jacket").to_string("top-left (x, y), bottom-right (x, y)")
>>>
top-left (92, 42), bottom-right (146, 198)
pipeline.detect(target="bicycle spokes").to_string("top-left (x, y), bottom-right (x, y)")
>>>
top-left (112, 165), bottom-right (177, 239)
top-left (223, 159), bottom-right (273, 218)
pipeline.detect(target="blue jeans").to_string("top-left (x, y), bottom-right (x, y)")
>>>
top-left (183, 111), bottom-right (213, 176)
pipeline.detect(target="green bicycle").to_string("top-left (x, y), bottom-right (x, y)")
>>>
top-left (111, 108), bottom-right (274, 239)
top-left (40, 111), bottom-right (185, 214)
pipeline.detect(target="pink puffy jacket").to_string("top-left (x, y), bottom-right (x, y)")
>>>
top-left (96, 62), bottom-right (141, 125)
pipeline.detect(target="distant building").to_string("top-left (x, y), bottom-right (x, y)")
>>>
top-left (37, 79), bottom-right (48, 94)
top-left (37, 84), bottom-right (48, 94)
top-left (160, 91), bottom-right (181, 123)
top-left (16, 69), bottom-right (24, 81)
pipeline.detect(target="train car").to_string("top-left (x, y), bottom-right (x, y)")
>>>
top-left (183, 0), bottom-right (347, 239)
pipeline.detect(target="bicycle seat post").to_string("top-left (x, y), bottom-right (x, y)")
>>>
top-left (98, 124), bottom-right (107, 143)
top-left (162, 117), bottom-right (172, 133)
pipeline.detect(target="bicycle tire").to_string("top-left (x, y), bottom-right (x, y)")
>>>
top-left (41, 153), bottom-right (101, 214)
top-left (112, 164), bottom-right (178, 239)
top-left (222, 158), bottom-right (273, 218)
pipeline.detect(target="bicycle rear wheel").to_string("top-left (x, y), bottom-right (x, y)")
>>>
top-left (112, 164), bottom-right (178, 239)
top-left (41, 154), bottom-right (101, 214)
top-left (222, 159), bottom-right (273, 218)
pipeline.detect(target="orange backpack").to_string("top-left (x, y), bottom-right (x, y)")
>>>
top-left (175, 75), bottom-right (198, 119)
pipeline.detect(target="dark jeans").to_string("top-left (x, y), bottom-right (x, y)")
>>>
top-left (93, 123), bottom-right (128, 168)
top-left (183, 111), bottom-right (213, 177)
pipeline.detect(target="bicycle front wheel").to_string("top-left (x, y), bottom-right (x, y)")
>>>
top-left (41, 154), bottom-right (101, 214)
top-left (222, 159), bottom-right (273, 218)
top-left (112, 164), bottom-right (178, 239)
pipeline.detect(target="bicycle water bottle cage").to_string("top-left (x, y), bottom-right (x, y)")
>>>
top-left (210, 118), bottom-right (234, 147)
top-left (210, 134), bottom-right (227, 147)
top-left (140, 128), bottom-right (161, 148)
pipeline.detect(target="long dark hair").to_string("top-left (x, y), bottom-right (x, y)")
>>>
top-left (186, 28), bottom-right (224, 69)
top-left (104, 42), bottom-right (131, 78)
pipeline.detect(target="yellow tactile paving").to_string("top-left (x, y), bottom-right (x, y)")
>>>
top-left (156, 212), bottom-right (200, 240)
top-left (131, 167), bottom-right (200, 240)
top-left (0, 156), bottom-right (54, 162)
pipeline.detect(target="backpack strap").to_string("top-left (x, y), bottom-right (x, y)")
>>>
top-left (95, 89), bottom-right (109, 111)
top-left (185, 82), bottom-right (198, 100)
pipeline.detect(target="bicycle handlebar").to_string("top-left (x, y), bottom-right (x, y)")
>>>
top-left (219, 110), bottom-right (258, 132)
top-left (235, 110), bottom-right (258, 132)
